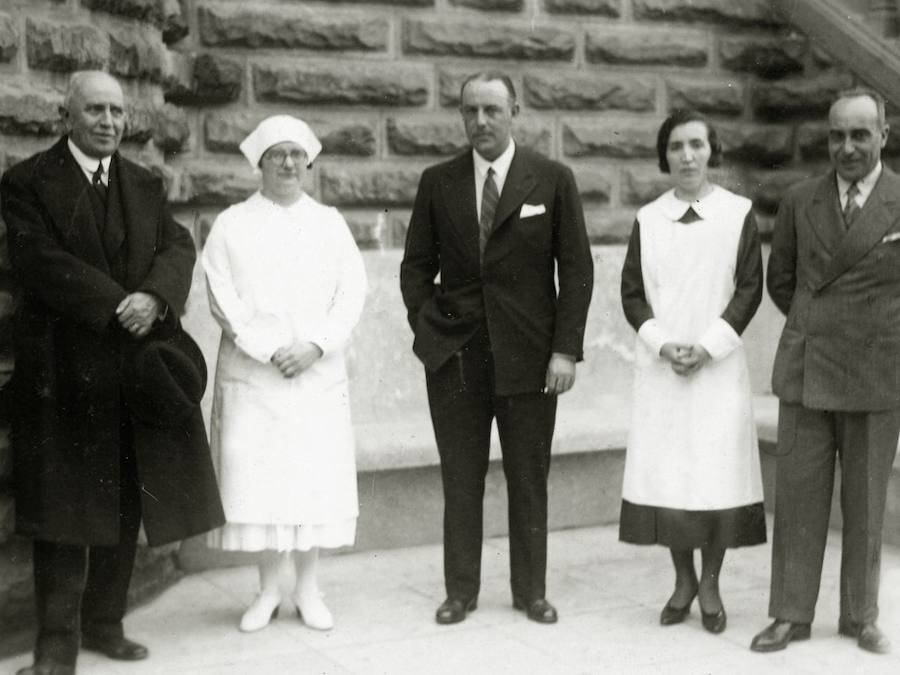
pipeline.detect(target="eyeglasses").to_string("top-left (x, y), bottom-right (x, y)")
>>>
top-left (263, 149), bottom-right (308, 166)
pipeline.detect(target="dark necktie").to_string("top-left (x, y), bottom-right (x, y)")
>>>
top-left (479, 167), bottom-right (499, 261)
top-left (842, 182), bottom-right (859, 227)
top-left (92, 163), bottom-right (107, 203)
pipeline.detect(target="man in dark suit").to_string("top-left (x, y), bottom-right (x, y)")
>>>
top-left (1, 71), bottom-right (223, 675)
top-left (751, 87), bottom-right (898, 655)
top-left (400, 71), bottom-right (593, 625)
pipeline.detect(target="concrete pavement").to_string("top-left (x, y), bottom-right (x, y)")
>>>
top-left (3, 523), bottom-right (900, 674)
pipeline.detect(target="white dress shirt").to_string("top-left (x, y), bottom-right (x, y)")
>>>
top-left (836, 161), bottom-right (882, 211)
top-left (67, 138), bottom-right (111, 187)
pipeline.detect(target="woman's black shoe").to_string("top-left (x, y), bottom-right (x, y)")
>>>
top-left (660, 590), bottom-right (696, 625)
top-left (701, 606), bottom-right (727, 634)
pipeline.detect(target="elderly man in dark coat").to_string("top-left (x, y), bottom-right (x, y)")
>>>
top-left (0, 70), bottom-right (224, 675)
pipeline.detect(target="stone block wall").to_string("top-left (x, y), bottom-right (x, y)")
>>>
top-left (0, 0), bottom-right (886, 648)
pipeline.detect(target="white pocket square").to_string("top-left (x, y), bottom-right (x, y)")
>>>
top-left (520, 203), bottom-right (546, 218)
top-left (882, 232), bottom-right (900, 243)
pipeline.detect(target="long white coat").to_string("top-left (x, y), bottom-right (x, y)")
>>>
top-left (202, 192), bottom-right (366, 526)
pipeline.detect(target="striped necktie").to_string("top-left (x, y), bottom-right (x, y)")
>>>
top-left (479, 167), bottom-right (498, 261)
top-left (92, 163), bottom-right (108, 203)
top-left (842, 182), bottom-right (859, 227)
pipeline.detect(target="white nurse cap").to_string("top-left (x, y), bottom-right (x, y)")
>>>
top-left (238, 115), bottom-right (323, 168)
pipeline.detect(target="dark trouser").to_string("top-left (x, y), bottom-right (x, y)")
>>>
top-left (769, 402), bottom-right (900, 625)
top-left (425, 328), bottom-right (557, 603)
top-left (33, 432), bottom-right (142, 666)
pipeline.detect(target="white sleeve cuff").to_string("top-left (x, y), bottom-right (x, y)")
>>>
top-left (637, 319), bottom-right (668, 358)
top-left (697, 318), bottom-right (742, 360)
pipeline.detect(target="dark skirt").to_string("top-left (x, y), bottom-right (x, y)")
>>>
top-left (618, 499), bottom-right (767, 550)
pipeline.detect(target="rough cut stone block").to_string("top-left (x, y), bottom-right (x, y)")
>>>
top-left (26, 18), bottom-right (109, 72)
top-left (572, 167), bottom-right (614, 203)
top-left (198, 4), bottom-right (388, 51)
top-left (404, 19), bottom-right (575, 61)
top-left (543, 0), bottom-right (620, 16)
top-left (179, 165), bottom-right (258, 206)
top-left (748, 168), bottom-right (815, 215)
top-left (666, 76), bottom-right (743, 116)
top-left (450, 0), bottom-right (524, 10)
top-left (331, 0), bottom-right (433, 4)
top-left (564, 121), bottom-right (658, 159)
top-left (321, 165), bottom-right (422, 207)
top-left (109, 27), bottom-right (168, 82)
top-left (718, 122), bottom-right (794, 167)
top-left (387, 117), bottom-right (467, 156)
top-left (585, 27), bottom-right (708, 67)
top-left (205, 112), bottom-right (377, 157)
top-left (719, 35), bottom-right (805, 79)
top-left (622, 167), bottom-right (671, 206)
top-left (0, 81), bottom-right (63, 136)
top-left (633, 0), bottom-right (783, 27)
top-left (438, 70), bottom-right (488, 107)
top-left (0, 13), bottom-right (18, 63)
top-left (344, 211), bottom-right (390, 249)
top-left (151, 103), bottom-right (190, 154)
top-left (752, 71), bottom-right (853, 121)
top-left (254, 62), bottom-right (428, 107)
top-left (162, 0), bottom-right (189, 44)
top-left (81, 0), bottom-right (164, 25)
top-left (165, 53), bottom-right (243, 105)
top-left (526, 72), bottom-right (655, 111)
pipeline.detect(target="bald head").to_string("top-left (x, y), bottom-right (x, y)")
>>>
top-left (61, 70), bottom-right (126, 159)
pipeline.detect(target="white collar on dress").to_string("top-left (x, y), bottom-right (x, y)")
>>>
top-left (658, 185), bottom-right (721, 222)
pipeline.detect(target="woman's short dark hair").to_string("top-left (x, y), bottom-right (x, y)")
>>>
top-left (656, 109), bottom-right (723, 173)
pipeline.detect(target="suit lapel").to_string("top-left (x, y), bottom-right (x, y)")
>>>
top-left (817, 168), bottom-right (900, 290)
top-left (804, 173), bottom-right (844, 256)
top-left (37, 137), bottom-right (110, 273)
top-left (115, 154), bottom-right (159, 290)
top-left (439, 153), bottom-right (479, 259)
top-left (492, 147), bottom-right (537, 233)
top-left (103, 157), bottom-right (126, 261)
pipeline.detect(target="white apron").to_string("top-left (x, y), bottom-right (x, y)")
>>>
top-left (622, 187), bottom-right (763, 511)
top-left (201, 192), bottom-right (367, 529)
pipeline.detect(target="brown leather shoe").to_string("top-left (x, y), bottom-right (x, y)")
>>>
top-left (435, 597), bottom-right (477, 625)
top-left (81, 634), bottom-right (148, 661)
top-left (513, 597), bottom-right (558, 624)
top-left (839, 619), bottom-right (891, 654)
top-left (16, 659), bottom-right (75, 675)
top-left (750, 619), bottom-right (811, 652)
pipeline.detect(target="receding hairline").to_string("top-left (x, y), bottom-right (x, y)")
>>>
top-left (63, 70), bottom-right (123, 109)
top-left (459, 72), bottom-right (517, 105)
top-left (830, 88), bottom-right (886, 127)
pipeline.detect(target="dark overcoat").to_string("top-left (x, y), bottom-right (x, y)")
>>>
top-left (767, 167), bottom-right (900, 412)
top-left (399, 146), bottom-right (594, 396)
top-left (0, 136), bottom-right (224, 546)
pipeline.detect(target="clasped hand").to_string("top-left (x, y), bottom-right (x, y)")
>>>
top-left (116, 292), bottom-right (162, 338)
top-left (660, 343), bottom-right (711, 376)
top-left (271, 341), bottom-right (323, 378)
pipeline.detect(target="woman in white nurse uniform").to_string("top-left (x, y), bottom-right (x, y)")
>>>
top-left (619, 109), bottom-right (766, 635)
top-left (203, 116), bottom-right (366, 632)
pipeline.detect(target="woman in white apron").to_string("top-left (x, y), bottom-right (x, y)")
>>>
top-left (202, 116), bottom-right (367, 632)
top-left (619, 109), bottom-right (766, 634)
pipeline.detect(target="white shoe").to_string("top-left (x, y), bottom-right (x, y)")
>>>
top-left (294, 593), bottom-right (334, 631)
top-left (239, 594), bottom-right (281, 632)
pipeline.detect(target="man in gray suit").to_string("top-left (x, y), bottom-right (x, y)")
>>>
top-left (751, 87), bottom-right (898, 655)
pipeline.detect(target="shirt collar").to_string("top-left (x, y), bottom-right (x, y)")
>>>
top-left (67, 138), bottom-right (112, 179)
top-left (659, 185), bottom-right (720, 222)
top-left (836, 161), bottom-right (882, 202)
top-left (473, 139), bottom-right (516, 184)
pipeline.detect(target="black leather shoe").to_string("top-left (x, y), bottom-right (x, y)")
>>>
top-left (750, 620), bottom-right (811, 652)
top-left (701, 607), bottom-right (727, 634)
top-left (660, 590), bottom-right (696, 626)
top-left (839, 619), bottom-right (891, 654)
top-left (513, 597), bottom-right (558, 624)
top-left (435, 597), bottom-right (477, 625)
top-left (16, 659), bottom-right (75, 675)
top-left (81, 634), bottom-right (149, 661)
